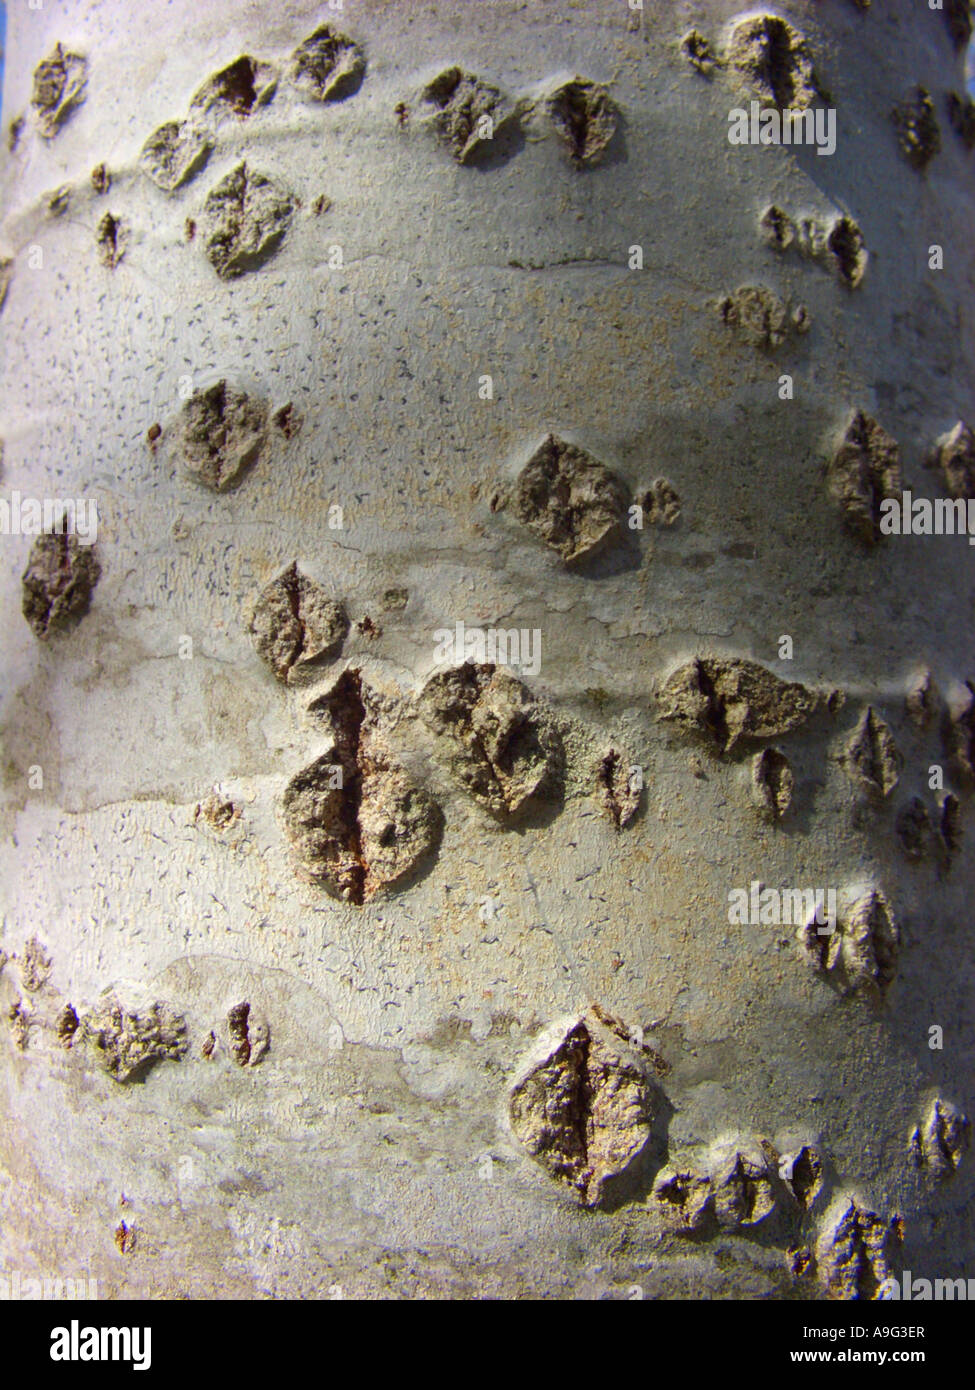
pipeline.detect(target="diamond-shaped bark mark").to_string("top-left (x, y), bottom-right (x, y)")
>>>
top-left (727, 14), bottom-right (821, 110)
top-left (816, 1199), bottom-right (897, 1300)
top-left (547, 78), bottom-right (618, 165)
top-left (418, 662), bottom-right (560, 819)
top-left (826, 412), bottom-right (902, 545)
top-left (507, 1007), bottom-right (658, 1208)
top-left (22, 530), bottom-right (101, 639)
top-left (909, 1098), bottom-right (970, 1177)
top-left (227, 1001), bottom-right (269, 1067)
top-left (422, 67), bottom-right (511, 164)
top-left (659, 657), bottom-right (819, 754)
top-left (511, 434), bottom-right (626, 564)
top-left (594, 748), bottom-right (641, 829)
top-left (783, 1145), bottom-right (825, 1210)
top-left (843, 706), bottom-right (901, 798)
top-left (96, 212), bottom-right (126, 269)
top-left (288, 25), bottom-right (365, 103)
top-left (760, 204), bottom-right (796, 250)
top-left (32, 44), bottom-right (88, 137)
top-left (752, 746), bottom-right (794, 819)
top-left (827, 217), bottom-right (868, 288)
top-left (927, 421), bottom-right (975, 500)
top-left (802, 889), bottom-right (899, 994)
top-left (711, 1145), bottom-right (777, 1228)
top-left (906, 1100), bottom-right (968, 1178)
top-left (199, 162), bottom-right (296, 279)
top-left (140, 120), bottom-right (213, 192)
top-left (892, 86), bottom-right (941, 170)
top-left (282, 670), bottom-right (441, 904)
top-left (56, 1004), bottom-right (79, 1046)
top-left (249, 562), bottom-right (348, 683)
top-left (177, 380), bottom-right (268, 491)
top-left (190, 55), bottom-right (277, 119)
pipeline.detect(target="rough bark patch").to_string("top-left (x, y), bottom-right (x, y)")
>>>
top-left (711, 1144), bottom-right (777, 1228)
top-left (283, 670), bottom-right (442, 903)
top-left (639, 477), bottom-right (681, 525)
top-left (177, 379), bottom-right (268, 491)
top-left (658, 657), bottom-right (819, 754)
top-left (96, 212), bottom-right (126, 269)
top-left (816, 1199), bottom-right (896, 1300)
top-left (273, 403), bottom-right (301, 438)
top-left (190, 56), bottom-right (277, 119)
top-left (31, 44), bottom-right (88, 137)
top-left (944, 682), bottom-right (975, 782)
top-left (18, 937), bottom-right (53, 992)
top-left (927, 421), bottom-right (975, 500)
top-left (681, 31), bottom-right (719, 76)
top-left (726, 15), bottom-right (820, 110)
top-left (79, 995), bottom-right (187, 1082)
top-left (752, 747), bottom-right (794, 819)
top-left (418, 662), bottom-right (560, 819)
top-left (46, 187), bottom-right (70, 217)
top-left (511, 433), bottom-right (626, 564)
top-left (199, 162), bottom-right (296, 279)
top-left (801, 889), bottom-right (899, 994)
top-left (249, 562), bottom-right (348, 682)
top-left (783, 1145), bottom-right (824, 1210)
top-left (546, 78), bottom-right (618, 165)
top-left (760, 204), bottom-right (796, 250)
top-left (594, 748), bottom-right (641, 829)
top-left (56, 1004), bottom-right (79, 1046)
top-left (507, 1007), bottom-right (658, 1208)
top-left (227, 1001), bottom-right (269, 1067)
top-left (420, 67), bottom-right (512, 164)
top-left (909, 1098), bottom-right (970, 1177)
top-left (892, 87), bottom-right (941, 169)
top-left (843, 706), bottom-right (901, 798)
top-left (195, 793), bottom-right (239, 830)
top-left (825, 411), bottom-right (902, 545)
top-left (827, 216), bottom-right (868, 288)
top-left (288, 25), bottom-right (365, 103)
top-left (139, 119), bottom-right (212, 192)
top-left (718, 285), bottom-right (809, 347)
top-left (762, 207), bottom-right (868, 288)
top-left (21, 530), bottom-right (101, 639)
top-left (906, 668), bottom-right (938, 727)
top-left (652, 1166), bottom-right (715, 1231)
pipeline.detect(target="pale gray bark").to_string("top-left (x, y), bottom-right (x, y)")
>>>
top-left (1, 0), bottom-right (973, 1299)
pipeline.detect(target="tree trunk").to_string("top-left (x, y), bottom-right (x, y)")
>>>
top-left (1, 0), bottom-right (973, 1299)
